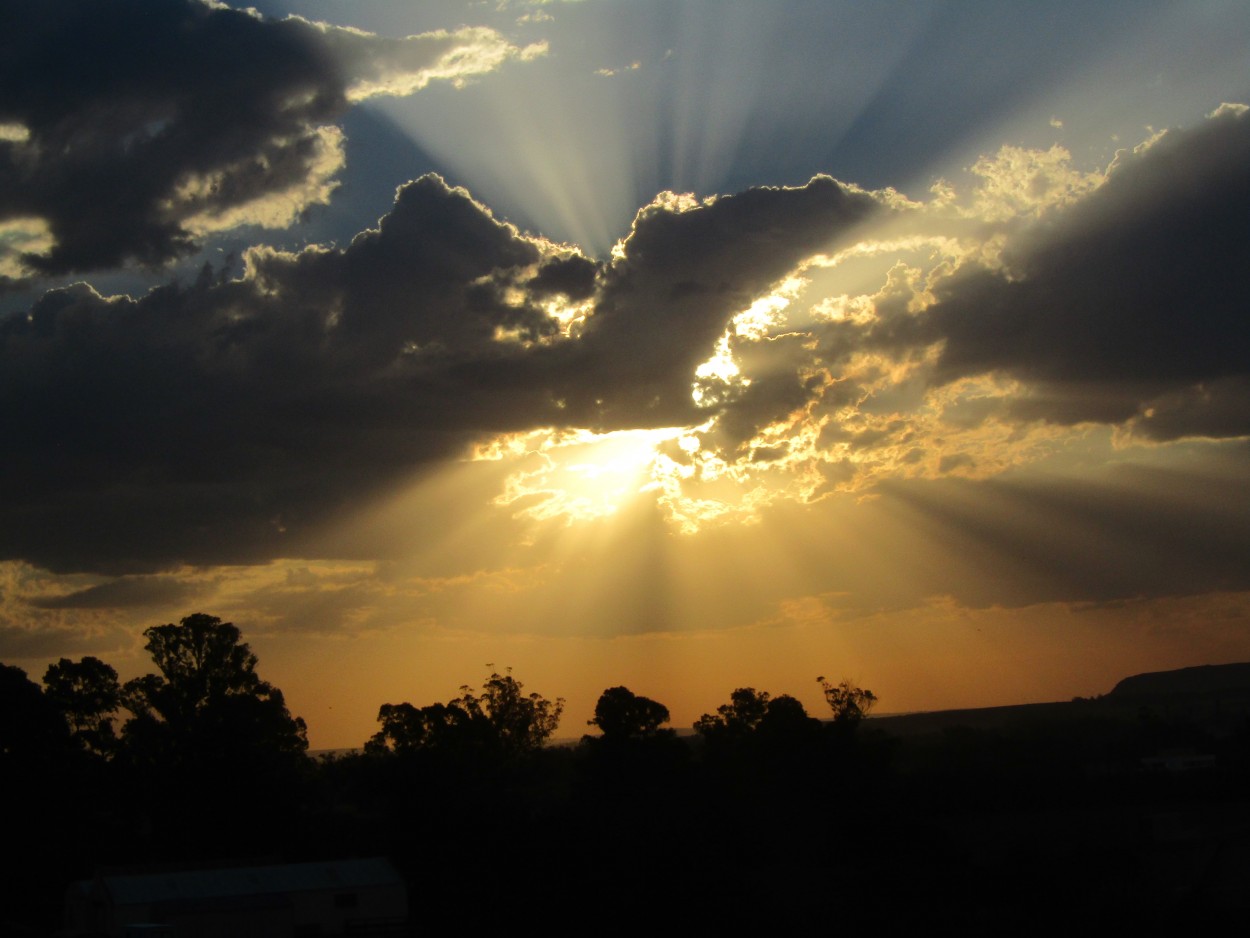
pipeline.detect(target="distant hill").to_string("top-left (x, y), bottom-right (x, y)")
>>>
top-left (1109, 662), bottom-right (1250, 698)
top-left (867, 662), bottom-right (1250, 738)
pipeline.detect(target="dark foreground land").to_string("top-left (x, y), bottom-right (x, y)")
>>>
top-left (7, 662), bottom-right (1250, 934)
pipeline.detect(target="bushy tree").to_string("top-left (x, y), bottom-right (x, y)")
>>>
top-left (366, 701), bottom-right (467, 756)
top-left (122, 613), bottom-right (308, 761)
top-left (756, 693), bottom-right (821, 743)
top-left (695, 688), bottom-right (821, 748)
top-left (43, 656), bottom-right (121, 757)
top-left (588, 686), bottom-right (671, 742)
top-left (106, 615), bottom-right (309, 851)
top-left (693, 687), bottom-right (773, 743)
top-left (1, 663), bottom-right (71, 762)
top-left (817, 676), bottom-right (877, 727)
top-left (458, 669), bottom-right (564, 756)
top-left (368, 668), bottom-right (563, 760)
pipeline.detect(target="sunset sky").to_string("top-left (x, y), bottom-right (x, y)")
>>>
top-left (4, 0), bottom-right (1250, 749)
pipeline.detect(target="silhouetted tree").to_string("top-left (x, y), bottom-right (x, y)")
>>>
top-left (694, 687), bottom-right (773, 744)
top-left (573, 687), bottom-right (686, 856)
top-left (817, 676), bottom-right (877, 727)
top-left (756, 693), bottom-right (822, 743)
top-left (690, 686), bottom-right (829, 853)
top-left (121, 613), bottom-right (308, 762)
top-left (114, 615), bottom-right (309, 852)
top-left (456, 669), bottom-right (564, 757)
top-left (1, 664), bottom-right (89, 934)
top-left (368, 668), bottom-right (563, 761)
top-left (43, 656), bottom-right (121, 757)
top-left (1, 663), bottom-right (72, 762)
top-left (588, 686), bottom-right (672, 741)
top-left (366, 701), bottom-right (467, 755)
top-left (695, 688), bottom-right (823, 754)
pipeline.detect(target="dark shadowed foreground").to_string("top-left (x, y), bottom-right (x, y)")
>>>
top-left (4, 620), bottom-right (1250, 934)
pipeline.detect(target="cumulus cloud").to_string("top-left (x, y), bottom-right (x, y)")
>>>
top-left (0, 0), bottom-right (538, 279)
top-left (920, 106), bottom-right (1250, 436)
top-left (562, 106), bottom-right (1250, 532)
top-left (562, 178), bottom-right (883, 429)
top-left (2, 103), bottom-right (1248, 585)
top-left (0, 171), bottom-right (886, 573)
top-left (694, 106), bottom-right (1250, 510)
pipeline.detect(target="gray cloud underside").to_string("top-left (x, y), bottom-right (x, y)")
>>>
top-left (0, 0), bottom-right (522, 278)
top-left (915, 107), bottom-right (1250, 439)
top-left (1, 108), bottom-right (1247, 579)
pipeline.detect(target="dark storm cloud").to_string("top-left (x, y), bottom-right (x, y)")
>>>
top-left (919, 106), bottom-right (1250, 438)
top-left (0, 0), bottom-right (531, 279)
top-left (0, 173), bottom-right (881, 573)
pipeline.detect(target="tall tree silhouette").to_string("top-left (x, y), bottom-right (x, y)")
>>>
top-left (118, 614), bottom-right (309, 852)
top-left (43, 656), bottom-right (121, 758)
top-left (122, 613), bottom-right (307, 763)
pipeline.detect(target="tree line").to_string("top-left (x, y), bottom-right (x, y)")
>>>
top-left (3, 612), bottom-right (878, 767)
top-left (5, 613), bottom-right (1246, 932)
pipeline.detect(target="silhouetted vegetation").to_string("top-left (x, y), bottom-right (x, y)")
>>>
top-left (4, 617), bottom-right (1250, 933)
top-left (586, 685), bottom-right (672, 741)
top-left (368, 667), bottom-right (563, 761)
top-left (43, 655), bottom-right (121, 758)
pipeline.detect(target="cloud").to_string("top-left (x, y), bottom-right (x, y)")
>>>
top-left (310, 20), bottom-right (547, 101)
top-left (0, 176), bottom-right (548, 572)
top-left (27, 575), bottom-right (205, 610)
top-left (920, 106), bottom-right (1250, 438)
top-left (0, 0), bottom-right (538, 279)
top-left (562, 178), bottom-right (884, 429)
top-left (548, 106), bottom-right (1250, 536)
top-left (651, 105), bottom-right (1250, 521)
top-left (3, 103), bottom-right (1248, 586)
top-left (0, 170), bottom-right (889, 574)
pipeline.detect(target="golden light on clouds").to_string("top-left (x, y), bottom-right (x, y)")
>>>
top-left (445, 136), bottom-right (1186, 541)
top-left (0, 216), bottom-right (54, 278)
top-left (178, 125), bottom-right (347, 236)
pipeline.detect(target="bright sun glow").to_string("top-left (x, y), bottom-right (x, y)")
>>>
top-left (473, 426), bottom-right (689, 523)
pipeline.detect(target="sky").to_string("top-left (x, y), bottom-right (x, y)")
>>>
top-left (3, 0), bottom-right (1250, 748)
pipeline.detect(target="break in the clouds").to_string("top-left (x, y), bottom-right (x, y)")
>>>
top-left (0, 0), bottom-right (538, 282)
